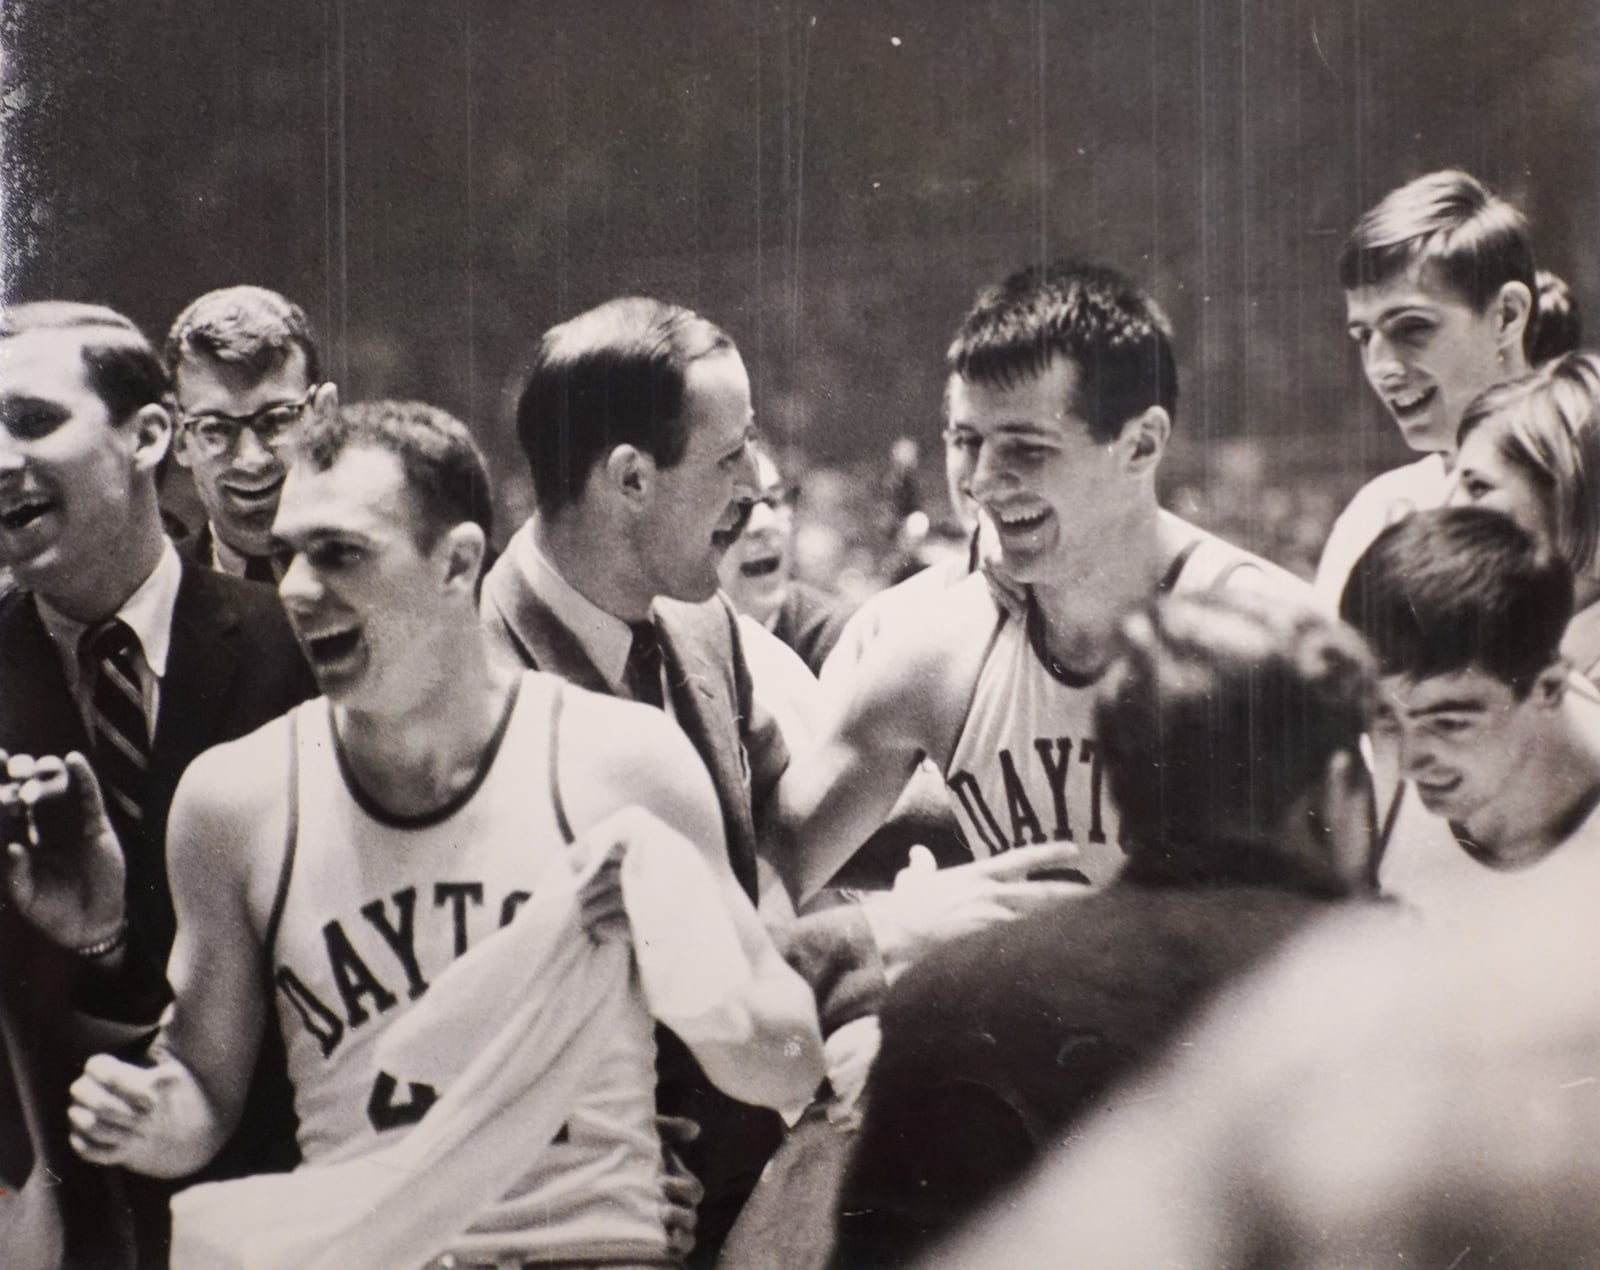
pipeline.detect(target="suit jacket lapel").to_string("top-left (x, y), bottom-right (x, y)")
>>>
top-left (481, 554), bottom-right (612, 696)
top-left (0, 593), bottom-right (90, 758)
top-left (150, 564), bottom-right (240, 810)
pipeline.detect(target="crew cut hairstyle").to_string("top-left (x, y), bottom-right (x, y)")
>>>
top-left (164, 285), bottom-right (322, 383)
top-left (946, 259), bottom-right (1178, 444)
top-left (1458, 352), bottom-right (1600, 583)
top-left (294, 400), bottom-right (493, 549)
top-left (1338, 170), bottom-right (1538, 356)
top-left (1340, 506), bottom-right (1572, 698)
top-left (1096, 590), bottom-right (1376, 888)
top-left (0, 300), bottom-right (170, 424)
top-left (515, 296), bottom-right (735, 515)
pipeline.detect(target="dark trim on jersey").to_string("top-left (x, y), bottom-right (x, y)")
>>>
top-left (263, 708), bottom-right (301, 973)
top-left (330, 675), bottom-right (524, 830)
top-left (1024, 538), bottom-right (1203, 688)
top-left (549, 680), bottom-right (576, 846)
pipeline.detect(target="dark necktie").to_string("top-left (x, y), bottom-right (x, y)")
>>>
top-left (625, 620), bottom-right (665, 711)
top-left (81, 617), bottom-right (151, 831)
top-left (243, 554), bottom-right (276, 584)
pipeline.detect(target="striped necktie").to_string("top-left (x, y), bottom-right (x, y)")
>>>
top-left (80, 617), bottom-right (151, 830)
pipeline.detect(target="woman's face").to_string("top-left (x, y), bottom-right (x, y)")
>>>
top-left (1448, 416), bottom-right (1557, 549)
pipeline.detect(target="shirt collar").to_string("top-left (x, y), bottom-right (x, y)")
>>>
top-left (36, 538), bottom-right (183, 679)
top-left (512, 521), bottom-right (636, 693)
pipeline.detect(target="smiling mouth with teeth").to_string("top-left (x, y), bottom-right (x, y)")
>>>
top-left (1390, 387), bottom-right (1435, 415)
top-left (739, 555), bottom-right (782, 578)
top-left (996, 507), bottom-right (1051, 532)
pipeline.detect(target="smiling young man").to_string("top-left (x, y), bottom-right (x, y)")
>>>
top-left (68, 400), bottom-right (822, 1266)
top-left (165, 286), bottom-right (337, 581)
top-left (1341, 507), bottom-right (1600, 907)
top-left (772, 260), bottom-right (1308, 901)
top-left (1313, 171), bottom-right (1537, 608)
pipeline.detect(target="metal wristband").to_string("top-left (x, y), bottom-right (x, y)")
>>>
top-left (74, 920), bottom-right (129, 960)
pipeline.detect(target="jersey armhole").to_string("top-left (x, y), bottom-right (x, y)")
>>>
top-left (261, 709), bottom-right (300, 972)
top-left (548, 679), bottom-right (575, 846)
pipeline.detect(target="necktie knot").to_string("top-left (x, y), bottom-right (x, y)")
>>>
top-left (243, 554), bottom-right (277, 584)
top-left (82, 615), bottom-right (140, 666)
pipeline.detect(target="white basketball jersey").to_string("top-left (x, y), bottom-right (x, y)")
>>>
top-left (945, 536), bottom-right (1299, 885)
top-left (268, 672), bottom-right (667, 1261)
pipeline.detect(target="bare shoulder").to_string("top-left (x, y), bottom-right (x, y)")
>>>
top-left (553, 683), bottom-right (718, 830)
top-left (169, 711), bottom-right (297, 918)
top-left (827, 571), bottom-right (1001, 760)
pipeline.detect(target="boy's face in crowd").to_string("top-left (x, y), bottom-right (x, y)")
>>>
top-left (173, 347), bottom-right (319, 558)
top-left (1448, 417), bottom-right (1556, 551)
top-left (717, 450), bottom-right (792, 616)
top-left (1374, 662), bottom-right (1562, 837)
top-left (1345, 263), bottom-right (1514, 457)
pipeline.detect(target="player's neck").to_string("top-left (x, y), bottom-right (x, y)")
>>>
top-left (334, 630), bottom-right (517, 818)
top-left (1028, 507), bottom-right (1186, 676)
top-left (534, 509), bottom-right (655, 624)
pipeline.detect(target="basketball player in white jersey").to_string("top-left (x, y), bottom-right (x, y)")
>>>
top-left (67, 401), bottom-right (823, 1265)
top-left (773, 260), bottom-right (1308, 901)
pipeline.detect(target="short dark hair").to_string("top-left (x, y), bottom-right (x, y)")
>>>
top-left (293, 400), bottom-right (492, 549)
top-left (1338, 170), bottom-right (1538, 356)
top-left (164, 285), bottom-right (322, 384)
top-left (514, 297), bottom-right (735, 515)
top-left (1531, 269), bottom-right (1583, 366)
top-left (946, 259), bottom-right (1178, 444)
top-left (1340, 507), bottom-right (1572, 697)
top-left (1097, 591), bottom-right (1375, 883)
top-left (1458, 352), bottom-right (1600, 581)
top-left (0, 301), bottom-right (170, 425)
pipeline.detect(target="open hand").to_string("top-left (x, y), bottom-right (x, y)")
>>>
top-left (2, 750), bottom-right (125, 951)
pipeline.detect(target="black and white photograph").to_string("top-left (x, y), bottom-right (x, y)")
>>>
top-left (4, 2), bottom-right (1600, 1267)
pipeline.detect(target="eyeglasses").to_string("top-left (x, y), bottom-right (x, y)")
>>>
top-left (178, 385), bottom-right (321, 460)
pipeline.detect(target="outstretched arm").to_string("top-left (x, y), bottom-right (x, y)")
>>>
top-left (562, 695), bottom-right (824, 1115)
top-left (69, 733), bottom-right (285, 1178)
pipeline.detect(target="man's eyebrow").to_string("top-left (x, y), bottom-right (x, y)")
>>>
top-left (1407, 697), bottom-right (1490, 717)
top-left (0, 394), bottom-right (69, 417)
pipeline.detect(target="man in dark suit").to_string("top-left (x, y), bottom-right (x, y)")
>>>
top-left (480, 296), bottom-right (1078, 1265)
top-left (0, 301), bottom-right (316, 1264)
top-left (163, 287), bottom-right (337, 582)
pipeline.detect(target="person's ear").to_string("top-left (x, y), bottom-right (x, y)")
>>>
top-left (311, 381), bottom-right (339, 421)
top-left (1494, 279), bottom-right (1534, 352)
top-left (1534, 660), bottom-right (1569, 709)
top-left (604, 444), bottom-right (653, 507)
top-left (440, 521), bottom-right (487, 592)
top-left (1118, 406), bottom-right (1170, 473)
top-left (129, 402), bottom-right (173, 474)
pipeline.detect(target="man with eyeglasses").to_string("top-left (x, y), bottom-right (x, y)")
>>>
top-left (0, 301), bottom-right (315, 1264)
top-left (716, 444), bottom-right (853, 677)
top-left (165, 287), bottom-right (337, 582)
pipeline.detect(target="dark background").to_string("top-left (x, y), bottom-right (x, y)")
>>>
top-left (4, 0), bottom-right (1597, 558)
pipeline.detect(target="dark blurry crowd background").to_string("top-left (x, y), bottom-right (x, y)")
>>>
top-left (4, 0), bottom-right (1597, 592)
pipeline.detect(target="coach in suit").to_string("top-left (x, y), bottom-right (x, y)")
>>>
top-left (0, 302), bottom-right (315, 1265)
